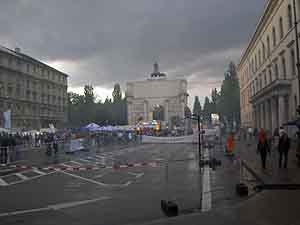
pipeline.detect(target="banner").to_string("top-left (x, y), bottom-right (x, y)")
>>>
top-left (3, 110), bottom-right (11, 129)
top-left (68, 138), bottom-right (85, 153)
top-left (142, 135), bottom-right (197, 144)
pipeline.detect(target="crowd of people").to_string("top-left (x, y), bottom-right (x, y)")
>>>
top-left (0, 132), bottom-right (64, 163)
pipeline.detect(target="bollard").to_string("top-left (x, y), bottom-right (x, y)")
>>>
top-left (6, 147), bottom-right (10, 164)
top-left (236, 160), bottom-right (249, 196)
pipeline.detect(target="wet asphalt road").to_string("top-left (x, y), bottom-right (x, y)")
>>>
top-left (0, 143), bottom-right (243, 225)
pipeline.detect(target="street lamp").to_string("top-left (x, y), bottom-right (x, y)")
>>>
top-left (293, 0), bottom-right (300, 105)
top-left (187, 114), bottom-right (203, 165)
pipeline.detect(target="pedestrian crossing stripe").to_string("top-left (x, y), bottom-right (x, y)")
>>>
top-left (0, 160), bottom-right (161, 175)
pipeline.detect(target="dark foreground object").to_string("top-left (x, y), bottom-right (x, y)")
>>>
top-left (236, 183), bottom-right (249, 196)
top-left (161, 200), bottom-right (179, 217)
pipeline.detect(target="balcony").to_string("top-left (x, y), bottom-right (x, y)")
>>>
top-left (250, 79), bottom-right (291, 103)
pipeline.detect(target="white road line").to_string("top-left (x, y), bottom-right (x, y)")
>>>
top-left (15, 173), bottom-right (29, 180)
top-left (7, 171), bottom-right (57, 186)
top-left (32, 169), bottom-right (46, 175)
top-left (127, 172), bottom-right (144, 178)
top-left (0, 196), bottom-right (112, 217)
top-left (70, 160), bottom-right (83, 165)
top-left (77, 159), bottom-right (93, 163)
top-left (60, 171), bottom-right (134, 188)
top-left (60, 163), bottom-right (72, 168)
top-left (59, 171), bottom-right (109, 186)
top-left (201, 147), bottom-right (212, 212)
top-left (0, 178), bottom-right (8, 186)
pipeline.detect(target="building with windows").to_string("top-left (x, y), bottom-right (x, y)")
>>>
top-left (238, 0), bottom-right (300, 133)
top-left (0, 46), bottom-right (68, 129)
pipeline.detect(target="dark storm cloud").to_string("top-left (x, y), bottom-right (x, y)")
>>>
top-left (0, 0), bottom-right (264, 101)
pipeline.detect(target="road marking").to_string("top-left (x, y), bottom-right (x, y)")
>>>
top-left (127, 172), bottom-right (144, 178)
top-left (59, 171), bottom-right (109, 186)
top-left (6, 171), bottom-right (57, 186)
top-left (15, 173), bottom-right (29, 180)
top-left (32, 169), bottom-right (46, 175)
top-left (0, 178), bottom-right (8, 186)
top-left (77, 159), bottom-right (93, 163)
top-left (70, 160), bottom-right (83, 165)
top-left (201, 147), bottom-right (212, 212)
top-left (60, 163), bottom-right (72, 168)
top-left (0, 196), bottom-right (111, 217)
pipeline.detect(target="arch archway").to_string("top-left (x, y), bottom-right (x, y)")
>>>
top-left (152, 105), bottom-right (164, 121)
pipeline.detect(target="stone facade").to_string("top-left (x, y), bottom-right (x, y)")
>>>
top-left (0, 46), bottom-right (68, 129)
top-left (238, 0), bottom-right (300, 133)
top-left (126, 64), bottom-right (188, 125)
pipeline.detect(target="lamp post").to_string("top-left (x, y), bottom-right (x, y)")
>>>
top-left (293, 0), bottom-right (300, 104)
top-left (188, 114), bottom-right (202, 164)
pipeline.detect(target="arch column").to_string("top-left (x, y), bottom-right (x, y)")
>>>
top-left (164, 100), bottom-right (169, 122)
top-left (143, 100), bottom-right (148, 121)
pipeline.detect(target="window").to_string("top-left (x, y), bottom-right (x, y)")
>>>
top-left (258, 50), bottom-right (261, 66)
top-left (274, 63), bottom-right (279, 79)
top-left (8, 57), bottom-right (12, 66)
top-left (291, 48), bottom-right (296, 75)
top-left (26, 80), bottom-right (30, 88)
top-left (262, 42), bottom-right (266, 60)
top-left (16, 84), bottom-right (21, 97)
top-left (7, 84), bottom-right (13, 97)
top-left (26, 64), bottom-right (30, 73)
top-left (272, 26), bottom-right (276, 47)
top-left (269, 67), bottom-right (272, 83)
top-left (267, 36), bottom-right (270, 56)
top-left (26, 90), bottom-right (31, 100)
top-left (279, 17), bottom-right (284, 39)
top-left (255, 78), bottom-right (258, 92)
top-left (288, 4), bottom-right (293, 29)
top-left (282, 56), bottom-right (287, 79)
top-left (255, 54), bottom-right (258, 71)
top-left (259, 74), bottom-right (262, 90)
top-left (264, 72), bottom-right (267, 86)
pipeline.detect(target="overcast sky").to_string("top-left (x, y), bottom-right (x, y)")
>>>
top-left (0, 0), bottom-right (265, 107)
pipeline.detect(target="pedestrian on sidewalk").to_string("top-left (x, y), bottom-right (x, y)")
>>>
top-left (257, 129), bottom-right (270, 169)
top-left (278, 128), bottom-right (290, 168)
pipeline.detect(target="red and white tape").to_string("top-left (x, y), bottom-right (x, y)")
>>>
top-left (2, 160), bottom-right (160, 172)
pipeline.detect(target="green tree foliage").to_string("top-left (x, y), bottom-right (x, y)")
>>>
top-left (112, 83), bottom-right (122, 103)
top-left (200, 62), bottom-right (240, 126)
top-left (193, 96), bottom-right (202, 116)
top-left (202, 96), bottom-right (212, 123)
top-left (68, 84), bottom-right (127, 127)
top-left (84, 85), bottom-right (95, 104)
top-left (218, 62), bottom-right (240, 125)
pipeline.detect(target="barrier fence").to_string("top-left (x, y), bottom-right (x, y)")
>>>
top-left (0, 136), bottom-right (140, 164)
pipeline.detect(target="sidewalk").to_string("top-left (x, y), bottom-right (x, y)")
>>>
top-left (237, 138), bottom-right (300, 185)
top-left (132, 138), bottom-right (300, 225)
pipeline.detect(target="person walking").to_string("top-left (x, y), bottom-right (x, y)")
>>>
top-left (53, 134), bottom-right (59, 154)
top-left (257, 129), bottom-right (270, 169)
top-left (278, 128), bottom-right (290, 168)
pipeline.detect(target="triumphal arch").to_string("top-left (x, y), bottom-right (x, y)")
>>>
top-left (126, 63), bottom-right (188, 125)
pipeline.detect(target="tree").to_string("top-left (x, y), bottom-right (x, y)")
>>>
top-left (112, 83), bottom-right (122, 103)
top-left (84, 85), bottom-right (95, 104)
top-left (193, 96), bottom-right (202, 116)
top-left (211, 88), bottom-right (219, 114)
top-left (203, 96), bottom-right (212, 124)
top-left (218, 61), bottom-right (240, 127)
